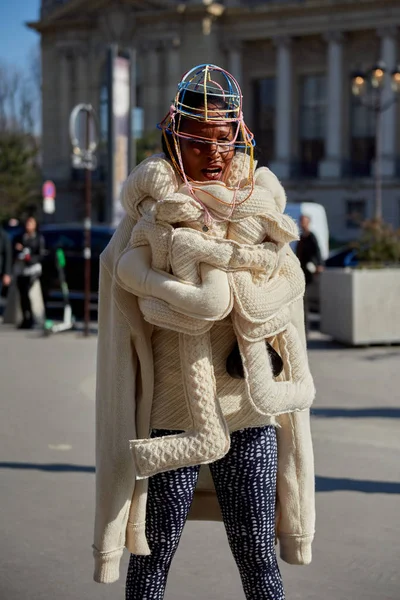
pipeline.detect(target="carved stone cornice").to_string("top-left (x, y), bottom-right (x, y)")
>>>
top-left (323, 31), bottom-right (345, 44)
top-left (272, 36), bottom-right (292, 48)
top-left (220, 40), bottom-right (243, 54)
top-left (56, 40), bottom-right (87, 60)
top-left (377, 25), bottom-right (398, 39)
top-left (137, 39), bottom-right (162, 53)
top-left (160, 37), bottom-right (181, 51)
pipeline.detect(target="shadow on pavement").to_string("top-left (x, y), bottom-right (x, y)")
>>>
top-left (312, 407), bottom-right (400, 419)
top-left (363, 350), bottom-right (400, 361)
top-left (1, 463), bottom-right (399, 495)
top-left (316, 475), bottom-right (400, 494)
top-left (307, 336), bottom-right (400, 354)
top-left (0, 462), bottom-right (95, 473)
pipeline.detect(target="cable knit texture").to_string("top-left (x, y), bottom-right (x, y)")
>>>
top-left (115, 154), bottom-right (315, 478)
top-left (93, 153), bottom-right (315, 583)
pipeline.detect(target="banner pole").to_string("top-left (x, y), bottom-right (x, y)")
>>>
top-left (84, 109), bottom-right (92, 337)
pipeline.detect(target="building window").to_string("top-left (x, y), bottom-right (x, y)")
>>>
top-left (253, 77), bottom-right (276, 166)
top-left (350, 98), bottom-right (375, 177)
top-left (299, 74), bottom-right (326, 177)
top-left (346, 199), bottom-right (366, 229)
top-left (100, 83), bottom-right (108, 145)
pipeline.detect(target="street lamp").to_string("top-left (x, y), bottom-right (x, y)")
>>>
top-left (351, 62), bottom-right (400, 220)
top-left (69, 104), bottom-right (98, 337)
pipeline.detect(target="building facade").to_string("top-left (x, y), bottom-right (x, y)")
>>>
top-left (30, 0), bottom-right (400, 243)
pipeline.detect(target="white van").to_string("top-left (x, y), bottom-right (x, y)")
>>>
top-left (284, 202), bottom-right (329, 261)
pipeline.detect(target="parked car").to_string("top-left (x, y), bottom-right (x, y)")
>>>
top-left (325, 246), bottom-right (359, 268)
top-left (40, 223), bottom-right (114, 319)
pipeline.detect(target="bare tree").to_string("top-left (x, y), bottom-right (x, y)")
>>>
top-left (0, 53), bottom-right (42, 220)
top-left (0, 60), bottom-right (37, 134)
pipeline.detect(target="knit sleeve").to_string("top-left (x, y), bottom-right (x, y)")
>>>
top-left (275, 297), bottom-right (316, 565)
top-left (93, 255), bottom-right (138, 583)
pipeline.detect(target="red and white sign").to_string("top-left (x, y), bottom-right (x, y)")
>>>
top-left (42, 180), bottom-right (56, 214)
top-left (43, 197), bottom-right (55, 214)
top-left (42, 180), bottom-right (56, 199)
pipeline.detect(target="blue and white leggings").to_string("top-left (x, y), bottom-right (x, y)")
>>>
top-left (126, 426), bottom-right (285, 600)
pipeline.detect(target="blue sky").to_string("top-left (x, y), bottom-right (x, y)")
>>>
top-left (0, 0), bottom-right (41, 72)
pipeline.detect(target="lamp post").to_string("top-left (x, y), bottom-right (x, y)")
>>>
top-left (201, 0), bottom-right (225, 36)
top-left (351, 62), bottom-right (400, 220)
top-left (69, 104), bottom-right (98, 337)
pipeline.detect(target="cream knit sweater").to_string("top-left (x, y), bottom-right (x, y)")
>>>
top-left (93, 154), bottom-right (316, 584)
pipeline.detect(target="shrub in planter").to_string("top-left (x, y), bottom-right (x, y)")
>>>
top-left (354, 218), bottom-right (400, 268)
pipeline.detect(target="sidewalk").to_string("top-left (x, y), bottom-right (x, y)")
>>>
top-left (0, 325), bottom-right (399, 599)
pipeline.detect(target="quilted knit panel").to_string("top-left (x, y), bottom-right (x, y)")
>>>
top-left (151, 327), bottom-right (193, 431)
top-left (150, 319), bottom-right (276, 433)
top-left (170, 229), bottom-right (279, 285)
top-left (139, 297), bottom-right (214, 335)
top-left (132, 331), bottom-right (231, 478)
top-left (231, 252), bottom-right (305, 323)
top-left (226, 216), bottom-right (266, 245)
top-left (210, 320), bottom-right (276, 431)
top-left (130, 219), bottom-right (172, 272)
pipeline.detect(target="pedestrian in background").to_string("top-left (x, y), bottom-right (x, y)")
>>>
top-left (14, 216), bottom-right (45, 329)
top-left (296, 214), bottom-right (324, 335)
top-left (0, 223), bottom-right (12, 299)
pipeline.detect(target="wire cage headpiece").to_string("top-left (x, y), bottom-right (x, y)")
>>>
top-left (158, 64), bottom-right (256, 226)
top-left (175, 63), bottom-right (243, 122)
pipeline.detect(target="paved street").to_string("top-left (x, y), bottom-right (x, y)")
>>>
top-left (0, 324), bottom-right (399, 600)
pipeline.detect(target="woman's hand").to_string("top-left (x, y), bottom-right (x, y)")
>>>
top-left (15, 243), bottom-right (23, 252)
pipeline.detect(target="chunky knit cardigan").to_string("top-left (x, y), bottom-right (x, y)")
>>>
top-left (93, 154), bottom-right (316, 584)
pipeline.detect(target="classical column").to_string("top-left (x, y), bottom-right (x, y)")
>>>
top-left (378, 27), bottom-right (397, 177)
top-left (227, 44), bottom-right (242, 86)
top-left (58, 49), bottom-right (71, 178)
top-left (165, 38), bottom-right (181, 108)
top-left (129, 46), bottom-right (138, 170)
top-left (269, 37), bottom-right (292, 179)
top-left (76, 50), bottom-right (88, 104)
top-left (142, 42), bottom-right (161, 132)
top-left (319, 32), bottom-right (344, 178)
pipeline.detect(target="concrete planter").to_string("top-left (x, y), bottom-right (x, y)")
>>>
top-left (320, 268), bottom-right (400, 345)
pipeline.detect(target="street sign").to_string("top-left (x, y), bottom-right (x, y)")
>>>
top-left (43, 197), bottom-right (55, 214)
top-left (42, 180), bottom-right (56, 199)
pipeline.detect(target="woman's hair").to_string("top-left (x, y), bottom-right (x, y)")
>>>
top-left (161, 90), bottom-right (238, 163)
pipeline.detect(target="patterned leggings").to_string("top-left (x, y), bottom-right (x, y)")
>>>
top-left (126, 426), bottom-right (284, 600)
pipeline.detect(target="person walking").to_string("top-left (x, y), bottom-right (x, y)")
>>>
top-left (0, 224), bottom-right (12, 306)
top-left (296, 214), bottom-right (324, 335)
top-left (14, 216), bottom-right (45, 329)
top-left (93, 64), bottom-right (316, 600)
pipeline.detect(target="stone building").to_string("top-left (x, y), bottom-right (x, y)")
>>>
top-left (29, 0), bottom-right (400, 243)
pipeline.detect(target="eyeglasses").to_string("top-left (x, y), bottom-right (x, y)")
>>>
top-left (176, 131), bottom-right (236, 154)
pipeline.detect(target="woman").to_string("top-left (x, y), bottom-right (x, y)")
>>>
top-left (14, 216), bottom-right (45, 329)
top-left (93, 65), bottom-right (315, 600)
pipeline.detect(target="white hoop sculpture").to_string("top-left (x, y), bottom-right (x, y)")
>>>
top-left (69, 103), bottom-right (98, 171)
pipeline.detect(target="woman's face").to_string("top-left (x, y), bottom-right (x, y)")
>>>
top-left (25, 217), bottom-right (37, 234)
top-left (179, 105), bottom-right (235, 183)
